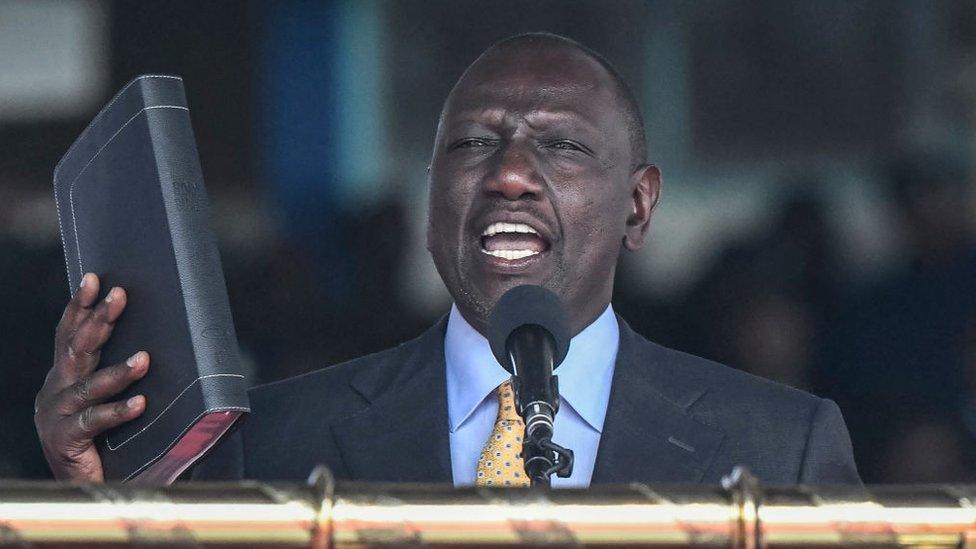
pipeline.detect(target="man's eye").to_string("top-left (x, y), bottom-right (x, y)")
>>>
top-left (451, 138), bottom-right (494, 150)
top-left (548, 140), bottom-right (585, 153)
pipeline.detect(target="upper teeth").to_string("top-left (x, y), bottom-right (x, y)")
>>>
top-left (481, 222), bottom-right (538, 237)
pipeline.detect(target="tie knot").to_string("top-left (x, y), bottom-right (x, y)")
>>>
top-left (495, 380), bottom-right (520, 421)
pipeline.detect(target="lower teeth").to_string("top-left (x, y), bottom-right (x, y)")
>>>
top-left (482, 249), bottom-right (538, 260)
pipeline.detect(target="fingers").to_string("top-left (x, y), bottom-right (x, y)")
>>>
top-left (67, 272), bottom-right (101, 319)
top-left (56, 352), bottom-right (150, 416)
top-left (65, 395), bottom-right (146, 441)
top-left (60, 285), bottom-right (128, 381)
top-left (35, 352), bottom-right (149, 483)
top-left (55, 273), bottom-right (100, 349)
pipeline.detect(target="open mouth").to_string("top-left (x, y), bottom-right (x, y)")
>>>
top-left (479, 222), bottom-right (550, 260)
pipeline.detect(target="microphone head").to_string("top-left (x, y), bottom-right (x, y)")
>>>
top-left (488, 285), bottom-right (571, 373)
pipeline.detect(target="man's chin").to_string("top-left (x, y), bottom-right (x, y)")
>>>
top-left (448, 247), bottom-right (561, 328)
top-left (467, 261), bottom-right (556, 307)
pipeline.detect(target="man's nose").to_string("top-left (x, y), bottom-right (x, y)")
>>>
top-left (484, 143), bottom-right (545, 201)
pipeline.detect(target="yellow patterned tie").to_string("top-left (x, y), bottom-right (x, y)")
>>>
top-left (476, 380), bottom-right (531, 487)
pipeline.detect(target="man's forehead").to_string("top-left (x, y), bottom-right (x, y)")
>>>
top-left (456, 44), bottom-right (611, 100)
top-left (444, 63), bottom-right (619, 130)
top-left (465, 77), bottom-right (602, 102)
top-left (450, 77), bottom-right (608, 112)
top-left (436, 39), bottom-right (635, 156)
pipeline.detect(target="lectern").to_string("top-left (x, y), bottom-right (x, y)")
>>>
top-left (0, 467), bottom-right (973, 547)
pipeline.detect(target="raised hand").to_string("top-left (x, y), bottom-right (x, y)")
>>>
top-left (34, 273), bottom-right (149, 481)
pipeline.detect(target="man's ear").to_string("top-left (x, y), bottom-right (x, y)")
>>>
top-left (623, 164), bottom-right (662, 251)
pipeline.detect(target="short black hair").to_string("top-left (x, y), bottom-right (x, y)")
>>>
top-left (487, 32), bottom-right (648, 170)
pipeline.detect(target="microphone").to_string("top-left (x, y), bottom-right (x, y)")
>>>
top-left (488, 285), bottom-right (573, 485)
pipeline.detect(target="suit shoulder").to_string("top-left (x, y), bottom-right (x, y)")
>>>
top-left (236, 331), bottom-right (432, 458)
top-left (246, 316), bottom-right (445, 408)
top-left (675, 344), bottom-right (818, 402)
top-left (635, 335), bottom-right (822, 419)
top-left (248, 338), bottom-right (418, 405)
top-left (621, 324), bottom-right (856, 483)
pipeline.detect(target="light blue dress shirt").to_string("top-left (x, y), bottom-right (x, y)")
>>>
top-left (445, 303), bottom-right (619, 488)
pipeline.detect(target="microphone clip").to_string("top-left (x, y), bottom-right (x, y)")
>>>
top-left (541, 438), bottom-right (574, 479)
top-left (512, 376), bottom-right (575, 485)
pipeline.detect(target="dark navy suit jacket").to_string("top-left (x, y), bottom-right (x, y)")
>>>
top-left (193, 316), bottom-right (861, 485)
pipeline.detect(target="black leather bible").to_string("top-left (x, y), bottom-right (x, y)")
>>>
top-left (53, 75), bottom-right (249, 483)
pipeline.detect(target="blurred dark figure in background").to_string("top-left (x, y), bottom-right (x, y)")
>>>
top-left (222, 196), bottom-right (426, 385)
top-left (818, 154), bottom-right (976, 482)
top-left (684, 190), bottom-right (843, 391)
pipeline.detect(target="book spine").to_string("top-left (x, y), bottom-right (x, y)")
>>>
top-left (147, 89), bottom-right (249, 412)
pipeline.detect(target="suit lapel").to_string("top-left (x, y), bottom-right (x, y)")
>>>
top-left (592, 318), bottom-right (725, 484)
top-left (330, 318), bottom-right (453, 483)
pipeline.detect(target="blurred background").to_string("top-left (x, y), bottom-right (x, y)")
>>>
top-left (1, 0), bottom-right (975, 483)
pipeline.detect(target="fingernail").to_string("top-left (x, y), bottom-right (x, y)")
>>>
top-left (127, 396), bottom-right (142, 408)
top-left (105, 287), bottom-right (119, 303)
top-left (79, 274), bottom-right (90, 288)
top-left (126, 352), bottom-right (142, 368)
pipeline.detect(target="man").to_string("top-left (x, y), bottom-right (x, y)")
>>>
top-left (34, 33), bottom-right (860, 486)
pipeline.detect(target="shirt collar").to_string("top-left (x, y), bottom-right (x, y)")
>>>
top-left (445, 303), bottom-right (619, 433)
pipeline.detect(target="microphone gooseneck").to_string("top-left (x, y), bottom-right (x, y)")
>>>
top-left (506, 324), bottom-right (557, 439)
top-left (488, 285), bottom-right (574, 486)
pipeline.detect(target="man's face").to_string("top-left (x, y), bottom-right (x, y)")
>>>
top-left (427, 44), bottom-right (656, 335)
